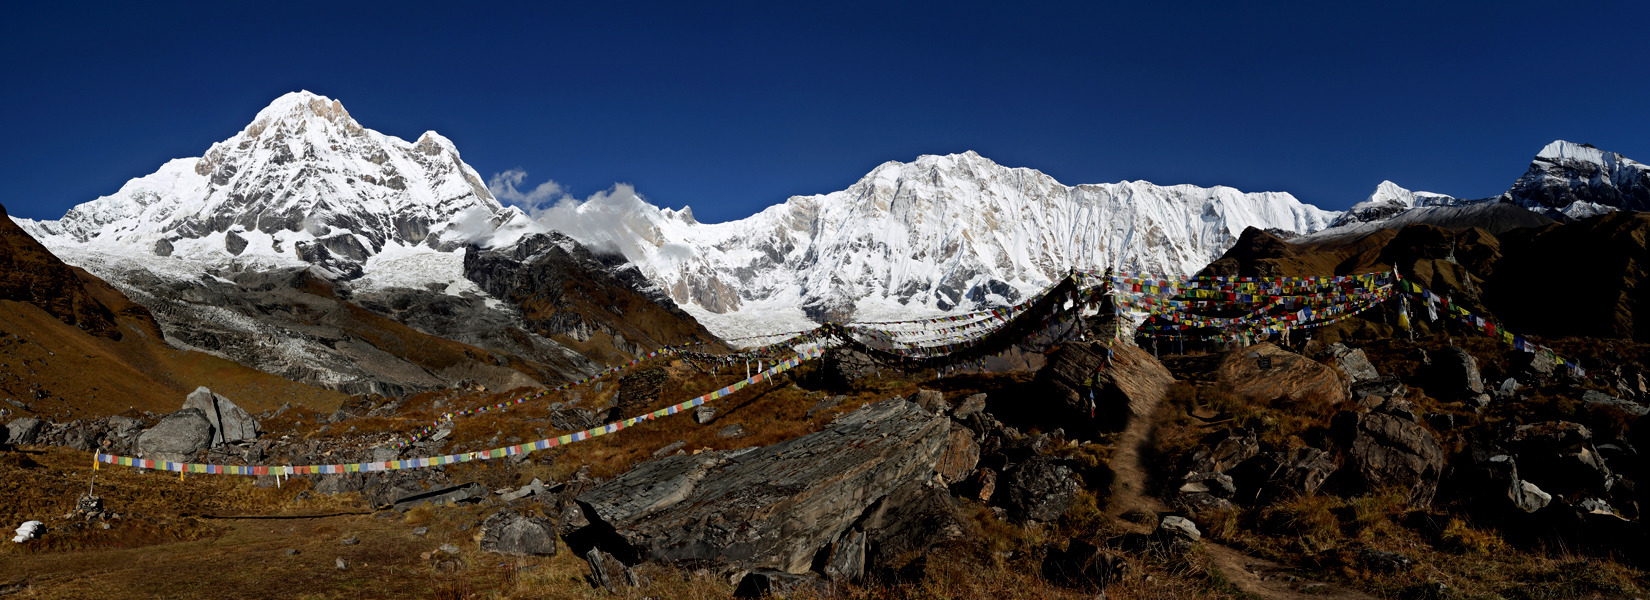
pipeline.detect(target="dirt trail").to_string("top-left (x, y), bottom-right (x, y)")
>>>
top-left (1107, 374), bottom-right (1378, 600)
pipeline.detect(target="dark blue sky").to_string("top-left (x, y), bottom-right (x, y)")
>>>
top-left (4, 1), bottom-right (1647, 224)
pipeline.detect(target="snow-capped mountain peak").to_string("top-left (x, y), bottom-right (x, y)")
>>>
top-left (535, 150), bottom-right (1341, 337)
top-left (15, 90), bottom-right (513, 278)
top-left (1327, 180), bottom-right (1459, 228)
top-left (1509, 140), bottom-right (1650, 213)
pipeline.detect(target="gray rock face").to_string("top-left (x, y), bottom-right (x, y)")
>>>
top-left (823, 529), bottom-right (866, 583)
top-left (136, 408), bottom-right (215, 463)
top-left (820, 347), bottom-right (879, 390)
top-left (1003, 455), bottom-right (1081, 522)
top-left (1320, 342), bottom-right (1380, 382)
top-left (182, 387), bottom-right (223, 446)
top-left (1582, 390), bottom-right (1649, 417)
top-left (1333, 411), bottom-right (1446, 507)
top-left (181, 387), bottom-right (258, 447)
top-left (7, 417), bottom-right (44, 445)
top-left (853, 480), bottom-right (968, 573)
top-left (716, 423), bottom-right (745, 438)
top-left (479, 509), bottom-right (558, 557)
top-left (571, 397), bottom-right (951, 574)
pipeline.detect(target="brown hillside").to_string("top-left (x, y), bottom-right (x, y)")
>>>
top-left (0, 203), bottom-right (348, 418)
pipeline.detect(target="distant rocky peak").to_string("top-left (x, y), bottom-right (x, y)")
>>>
top-left (1510, 140), bottom-right (1650, 212)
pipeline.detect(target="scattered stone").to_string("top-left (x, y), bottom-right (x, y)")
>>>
top-left (335, 557), bottom-right (348, 570)
top-left (912, 389), bottom-right (950, 415)
top-left (958, 467), bottom-right (998, 502)
top-left (652, 440), bottom-right (687, 458)
top-left (440, 543), bottom-right (461, 555)
top-left (693, 405), bottom-right (717, 424)
top-left (479, 508), bottom-right (558, 557)
top-left (340, 535), bottom-right (359, 546)
top-left (136, 408), bottom-right (214, 463)
top-left (952, 393), bottom-right (988, 420)
top-left (1003, 456), bottom-right (1081, 522)
top-left (412, 527), bottom-right (429, 536)
top-left (1178, 471), bottom-right (1236, 498)
top-left (1497, 377), bottom-right (1520, 399)
top-left (1154, 515), bottom-right (1202, 555)
top-left (499, 478), bottom-right (547, 502)
top-left (390, 483), bottom-right (489, 511)
top-left (284, 548), bottom-right (299, 556)
top-left (1176, 493), bottom-right (1233, 514)
top-left (716, 423), bottom-right (745, 438)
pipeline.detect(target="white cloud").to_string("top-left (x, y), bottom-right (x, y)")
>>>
top-left (488, 169), bottom-right (571, 210)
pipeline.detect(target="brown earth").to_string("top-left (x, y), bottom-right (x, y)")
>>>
top-left (0, 202), bottom-right (347, 418)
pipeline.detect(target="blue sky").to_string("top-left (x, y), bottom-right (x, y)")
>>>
top-left (4, 1), bottom-right (1648, 224)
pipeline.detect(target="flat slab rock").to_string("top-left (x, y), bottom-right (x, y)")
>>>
top-left (573, 397), bottom-right (951, 574)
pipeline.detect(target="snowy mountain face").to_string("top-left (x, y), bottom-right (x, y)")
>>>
top-left (14, 91), bottom-right (539, 279)
top-left (1327, 180), bottom-right (1459, 227)
top-left (1506, 140), bottom-right (1650, 214)
top-left (541, 151), bottom-right (1340, 335)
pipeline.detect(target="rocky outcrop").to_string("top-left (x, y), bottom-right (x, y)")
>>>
top-left (6, 417), bottom-right (44, 446)
top-left (937, 424), bottom-right (981, 485)
top-left (569, 397), bottom-right (951, 574)
top-left (1036, 342), bottom-right (1173, 433)
top-left (1426, 347), bottom-right (1486, 402)
top-left (1218, 343), bottom-right (1347, 406)
top-left (820, 347), bottom-right (879, 391)
top-left (851, 480), bottom-right (969, 575)
top-left (136, 408), bottom-right (214, 463)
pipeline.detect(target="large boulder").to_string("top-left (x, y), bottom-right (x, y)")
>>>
top-left (1426, 347), bottom-right (1486, 401)
top-left (569, 397), bottom-right (951, 574)
top-left (181, 387), bottom-right (258, 446)
top-left (136, 408), bottom-right (215, 463)
top-left (6, 417), bottom-right (44, 446)
top-left (1333, 411), bottom-right (1447, 506)
top-left (1218, 343), bottom-right (1347, 406)
top-left (1036, 342), bottom-right (1173, 433)
top-left (820, 347), bottom-right (880, 390)
top-left (1003, 455), bottom-right (1082, 522)
top-left (1229, 446), bottom-right (1338, 505)
top-left (1186, 428), bottom-right (1260, 473)
top-left (479, 509), bottom-right (558, 557)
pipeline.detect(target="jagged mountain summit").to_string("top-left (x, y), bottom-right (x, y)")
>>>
top-left (12, 91), bottom-right (718, 395)
top-left (15, 91), bottom-right (540, 278)
top-left (1504, 140), bottom-right (1650, 217)
top-left (547, 151), bottom-right (1341, 336)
